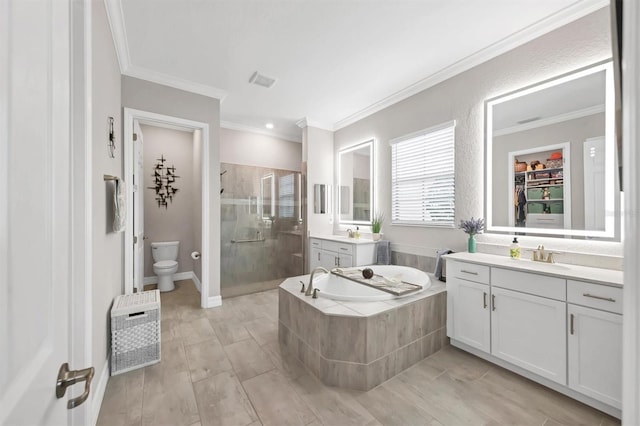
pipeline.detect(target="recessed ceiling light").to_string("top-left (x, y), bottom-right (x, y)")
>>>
top-left (265, 123), bottom-right (274, 129)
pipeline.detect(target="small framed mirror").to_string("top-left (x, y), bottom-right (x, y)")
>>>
top-left (338, 139), bottom-right (374, 225)
top-left (486, 61), bottom-right (619, 239)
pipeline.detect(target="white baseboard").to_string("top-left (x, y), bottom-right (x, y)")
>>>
top-left (191, 272), bottom-right (201, 292)
top-left (207, 295), bottom-right (222, 308)
top-left (144, 271), bottom-right (194, 286)
top-left (143, 276), bottom-right (157, 285)
top-left (91, 357), bottom-right (110, 426)
top-left (174, 271), bottom-right (192, 281)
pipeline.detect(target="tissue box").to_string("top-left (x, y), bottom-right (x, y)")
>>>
top-left (110, 290), bottom-right (161, 375)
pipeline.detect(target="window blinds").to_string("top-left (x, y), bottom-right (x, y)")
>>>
top-left (279, 174), bottom-right (295, 218)
top-left (391, 121), bottom-right (455, 227)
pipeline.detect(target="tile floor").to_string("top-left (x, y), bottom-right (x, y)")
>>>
top-left (97, 279), bottom-right (619, 426)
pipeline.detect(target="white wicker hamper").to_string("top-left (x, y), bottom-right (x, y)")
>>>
top-left (110, 290), bottom-right (161, 375)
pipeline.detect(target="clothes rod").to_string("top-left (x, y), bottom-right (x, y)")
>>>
top-left (103, 174), bottom-right (119, 181)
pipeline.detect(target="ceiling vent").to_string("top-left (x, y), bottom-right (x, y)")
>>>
top-left (249, 71), bottom-right (277, 89)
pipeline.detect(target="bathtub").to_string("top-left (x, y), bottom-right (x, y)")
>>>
top-left (312, 265), bottom-right (431, 302)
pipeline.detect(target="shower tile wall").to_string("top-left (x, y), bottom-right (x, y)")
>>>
top-left (221, 162), bottom-right (303, 297)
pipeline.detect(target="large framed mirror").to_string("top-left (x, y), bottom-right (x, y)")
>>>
top-left (338, 140), bottom-right (374, 225)
top-left (486, 61), bottom-right (619, 239)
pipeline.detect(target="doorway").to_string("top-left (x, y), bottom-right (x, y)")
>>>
top-left (123, 108), bottom-right (210, 309)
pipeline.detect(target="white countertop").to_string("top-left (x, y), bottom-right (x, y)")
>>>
top-left (444, 252), bottom-right (623, 288)
top-left (310, 234), bottom-right (378, 245)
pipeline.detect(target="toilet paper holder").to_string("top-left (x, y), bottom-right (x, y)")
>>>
top-left (191, 251), bottom-right (201, 260)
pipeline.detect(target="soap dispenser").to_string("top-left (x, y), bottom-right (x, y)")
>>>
top-left (354, 226), bottom-right (360, 239)
top-left (510, 237), bottom-right (521, 259)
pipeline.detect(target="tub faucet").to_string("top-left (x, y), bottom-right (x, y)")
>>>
top-left (306, 266), bottom-right (329, 296)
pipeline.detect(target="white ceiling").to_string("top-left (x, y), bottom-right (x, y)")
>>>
top-left (109, 0), bottom-right (607, 142)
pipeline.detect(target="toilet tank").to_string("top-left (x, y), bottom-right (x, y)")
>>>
top-left (151, 241), bottom-right (180, 262)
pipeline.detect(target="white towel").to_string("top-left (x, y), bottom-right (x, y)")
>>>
top-left (113, 179), bottom-right (126, 233)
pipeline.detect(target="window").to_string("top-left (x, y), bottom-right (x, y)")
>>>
top-left (279, 174), bottom-right (295, 218)
top-left (391, 120), bottom-right (455, 227)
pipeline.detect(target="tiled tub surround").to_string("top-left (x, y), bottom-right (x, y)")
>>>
top-left (278, 275), bottom-right (447, 391)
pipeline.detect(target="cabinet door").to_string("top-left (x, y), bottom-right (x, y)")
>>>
top-left (310, 247), bottom-right (322, 270)
top-left (449, 277), bottom-right (491, 353)
top-left (568, 304), bottom-right (622, 409)
top-left (337, 253), bottom-right (353, 268)
top-left (491, 287), bottom-right (567, 385)
top-left (320, 251), bottom-right (338, 269)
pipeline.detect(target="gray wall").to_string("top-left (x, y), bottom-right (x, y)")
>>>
top-left (141, 124), bottom-right (196, 278)
top-left (122, 76), bottom-right (221, 299)
top-left (92, 1), bottom-right (123, 382)
top-left (333, 7), bottom-right (618, 257)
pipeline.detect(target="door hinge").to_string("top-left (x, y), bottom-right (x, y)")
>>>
top-left (134, 235), bottom-right (138, 244)
top-left (133, 132), bottom-right (138, 141)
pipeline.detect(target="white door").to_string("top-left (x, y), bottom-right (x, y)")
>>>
top-left (450, 278), bottom-right (491, 352)
top-left (491, 287), bottom-right (567, 385)
top-left (0, 0), bottom-right (88, 423)
top-left (568, 304), bottom-right (622, 408)
top-left (133, 121), bottom-right (145, 292)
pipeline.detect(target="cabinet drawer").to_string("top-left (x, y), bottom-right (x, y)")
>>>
top-left (310, 238), bottom-right (322, 249)
top-left (568, 280), bottom-right (622, 314)
top-left (322, 240), bottom-right (354, 256)
top-left (492, 268), bottom-right (565, 301)
top-left (448, 260), bottom-right (490, 285)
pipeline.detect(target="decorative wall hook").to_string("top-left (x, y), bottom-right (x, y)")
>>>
top-left (107, 117), bottom-right (116, 158)
top-left (148, 154), bottom-right (180, 208)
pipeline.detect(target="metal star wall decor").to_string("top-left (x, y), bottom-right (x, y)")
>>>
top-left (148, 154), bottom-right (180, 208)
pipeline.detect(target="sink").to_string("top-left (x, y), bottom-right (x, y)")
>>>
top-left (516, 259), bottom-right (572, 272)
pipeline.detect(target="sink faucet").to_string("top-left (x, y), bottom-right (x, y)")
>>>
top-left (306, 266), bottom-right (329, 296)
top-left (346, 229), bottom-right (354, 238)
top-left (532, 245), bottom-right (556, 263)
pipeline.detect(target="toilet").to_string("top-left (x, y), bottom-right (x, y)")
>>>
top-left (151, 241), bottom-right (179, 292)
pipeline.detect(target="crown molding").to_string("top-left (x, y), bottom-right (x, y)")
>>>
top-left (333, 0), bottom-right (609, 131)
top-left (295, 117), bottom-right (333, 131)
top-left (493, 104), bottom-right (605, 137)
top-left (104, 0), bottom-right (227, 101)
top-left (104, 0), bottom-right (131, 72)
top-left (220, 121), bottom-right (302, 143)
top-left (124, 65), bottom-right (228, 101)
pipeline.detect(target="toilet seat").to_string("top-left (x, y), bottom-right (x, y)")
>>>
top-left (154, 260), bottom-right (178, 269)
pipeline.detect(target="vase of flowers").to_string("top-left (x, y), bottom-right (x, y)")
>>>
top-left (371, 211), bottom-right (384, 241)
top-left (459, 217), bottom-right (485, 253)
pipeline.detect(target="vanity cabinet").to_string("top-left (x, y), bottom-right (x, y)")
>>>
top-left (491, 286), bottom-right (566, 384)
top-left (447, 261), bottom-right (491, 352)
top-left (567, 280), bottom-right (622, 409)
top-left (309, 237), bottom-right (375, 270)
top-left (446, 255), bottom-right (622, 416)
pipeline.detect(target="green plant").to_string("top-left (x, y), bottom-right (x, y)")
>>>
top-left (371, 211), bottom-right (385, 233)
